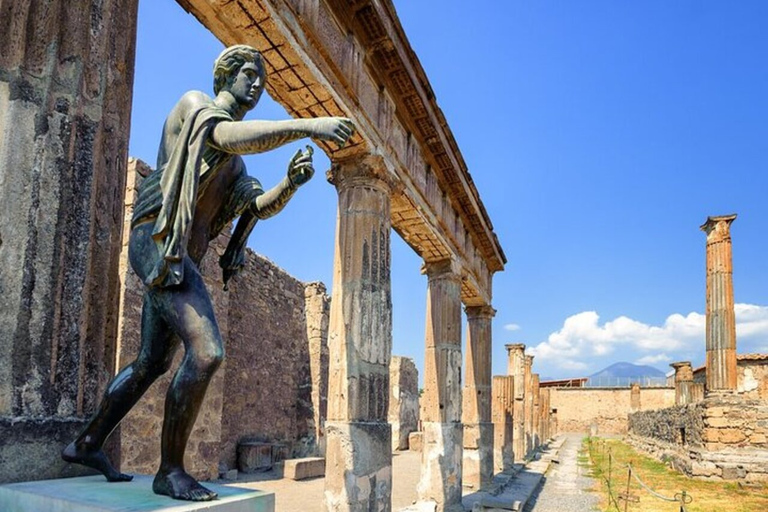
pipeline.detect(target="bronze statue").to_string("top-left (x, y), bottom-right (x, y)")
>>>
top-left (62, 45), bottom-right (354, 501)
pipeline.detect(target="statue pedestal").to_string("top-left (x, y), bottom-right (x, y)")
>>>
top-left (0, 475), bottom-right (274, 512)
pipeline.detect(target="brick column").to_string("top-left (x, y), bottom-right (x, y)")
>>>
top-left (532, 374), bottom-right (540, 450)
top-left (701, 214), bottom-right (738, 392)
top-left (670, 361), bottom-right (694, 406)
top-left (505, 343), bottom-right (526, 463)
top-left (0, 0), bottom-right (138, 483)
top-left (491, 376), bottom-right (514, 473)
top-left (418, 259), bottom-right (463, 512)
top-left (324, 155), bottom-right (393, 512)
top-left (524, 355), bottom-right (534, 457)
top-left (462, 305), bottom-right (495, 490)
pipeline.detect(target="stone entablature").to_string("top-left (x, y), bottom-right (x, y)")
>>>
top-left (175, 0), bottom-right (505, 306)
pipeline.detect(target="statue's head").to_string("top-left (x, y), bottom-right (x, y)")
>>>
top-left (213, 45), bottom-right (266, 109)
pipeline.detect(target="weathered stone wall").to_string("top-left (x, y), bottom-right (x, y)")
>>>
top-left (549, 387), bottom-right (675, 434)
top-left (388, 356), bottom-right (419, 451)
top-left (221, 250), bottom-right (317, 468)
top-left (693, 359), bottom-right (768, 399)
top-left (628, 394), bottom-right (768, 482)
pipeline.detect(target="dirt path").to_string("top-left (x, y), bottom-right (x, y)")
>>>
top-left (524, 433), bottom-right (600, 512)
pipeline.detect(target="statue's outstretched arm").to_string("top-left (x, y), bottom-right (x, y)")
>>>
top-left (211, 117), bottom-right (354, 155)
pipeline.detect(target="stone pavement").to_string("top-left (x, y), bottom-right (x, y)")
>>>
top-left (523, 433), bottom-right (599, 512)
top-left (217, 435), bottom-right (588, 511)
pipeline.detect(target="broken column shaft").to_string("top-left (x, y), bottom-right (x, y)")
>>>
top-left (701, 214), bottom-right (738, 392)
top-left (491, 376), bottom-right (514, 473)
top-left (524, 355), bottom-right (534, 457)
top-left (670, 361), bottom-right (694, 406)
top-left (505, 343), bottom-right (527, 463)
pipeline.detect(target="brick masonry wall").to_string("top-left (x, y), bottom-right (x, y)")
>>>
top-left (220, 250), bottom-right (317, 469)
top-left (549, 387), bottom-right (675, 434)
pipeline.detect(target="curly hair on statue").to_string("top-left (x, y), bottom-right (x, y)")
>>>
top-left (213, 44), bottom-right (264, 95)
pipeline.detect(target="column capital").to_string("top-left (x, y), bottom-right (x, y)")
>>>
top-left (524, 354), bottom-right (534, 366)
top-left (326, 153), bottom-right (393, 193)
top-left (421, 258), bottom-right (461, 281)
top-left (505, 343), bottom-right (526, 354)
top-left (670, 361), bottom-right (693, 382)
top-left (465, 304), bottom-right (496, 319)
top-left (700, 214), bottom-right (737, 242)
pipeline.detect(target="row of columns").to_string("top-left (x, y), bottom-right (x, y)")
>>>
top-left (322, 154), bottom-right (498, 512)
top-left (490, 344), bottom-right (557, 473)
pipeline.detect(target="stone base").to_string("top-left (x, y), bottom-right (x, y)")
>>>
top-left (462, 422), bottom-right (493, 490)
top-left (409, 432), bottom-right (423, 452)
top-left (324, 420), bottom-right (392, 511)
top-left (417, 422), bottom-right (463, 512)
top-left (0, 475), bottom-right (274, 512)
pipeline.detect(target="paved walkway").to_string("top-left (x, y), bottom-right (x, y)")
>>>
top-left (523, 433), bottom-right (599, 512)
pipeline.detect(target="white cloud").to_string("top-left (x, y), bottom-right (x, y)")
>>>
top-left (635, 354), bottom-right (671, 365)
top-left (528, 303), bottom-right (768, 372)
top-left (504, 323), bottom-right (521, 332)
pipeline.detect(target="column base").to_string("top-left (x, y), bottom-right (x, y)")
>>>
top-left (417, 422), bottom-right (463, 512)
top-left (324, 421), bottom-right (391, 512)
top-left (463, 422), bottom-right (493, 490)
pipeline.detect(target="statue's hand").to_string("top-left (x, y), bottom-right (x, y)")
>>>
top-left (310, 117), bottom-right (355, 147)
top-left (287, 146), bottom-right (315, 186)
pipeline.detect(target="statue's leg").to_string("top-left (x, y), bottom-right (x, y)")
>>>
top-left (62, 293), bottom-right (179, 481)
top-left (152, 259), bottom-right (223, 502)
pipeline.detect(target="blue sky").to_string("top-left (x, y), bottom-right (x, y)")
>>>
top-left (130, 1), bottom-right (768, 382)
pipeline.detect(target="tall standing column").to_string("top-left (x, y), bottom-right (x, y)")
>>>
top-left (324, 155), bottom-right (393, 512)
top-left (0, 0), bottom-right (138, 483)
top-left (670, 361), bottom-right (694, 406)
top-left (462, 305), bottom-right (495, 490)
top-left (505, 343), bottom-right (526, 463)
top-left (491, 376), bottom-right (514, 473)
top-left (532, 374), bottom-right (540, 449)
top-left (701, 214), bottom-right (738, 392)
top-left (539, 387), bottom-right (551, 442)
top-left (524, 355), bottom-right (534, 457)
top-left (418, 259), bottom-right (463, 512)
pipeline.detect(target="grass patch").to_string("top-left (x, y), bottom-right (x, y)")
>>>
top-left (582, 437), bottom-right (768, 512)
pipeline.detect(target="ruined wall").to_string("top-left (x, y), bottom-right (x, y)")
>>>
top-left (550, 387), bottom-right (675, 434)
top-left (628, 395), bottom-right (768, 482)
top-left (221, 250), bottom-right (317, 469)
top-left (693, 359), bottom-right (768, 399)
top-left (388, 356), bottom-right (419, 451)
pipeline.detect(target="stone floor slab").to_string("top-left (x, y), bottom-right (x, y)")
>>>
top-left (0, 475), bottom-right (274, 512)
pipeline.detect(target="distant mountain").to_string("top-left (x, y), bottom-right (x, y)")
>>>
top-left (587, 362), bottom-right (666, 386)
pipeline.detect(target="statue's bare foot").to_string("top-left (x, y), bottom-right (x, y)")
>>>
top-left (153, 469), bottom-right (218, 501)
top-left (62, 442), bottom-right (133, 482)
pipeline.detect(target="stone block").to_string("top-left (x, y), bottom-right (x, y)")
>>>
top-left (238, 442), bottom-right (280, 473)
top-left (409, 431), bottom-right (423, 452)
top-left (0, 475), bottom-right (274, 512)
top-left (718, 428), bottom-right (747, 444)
top-left (324, 421), bottom-right (391, 511)
top-left (720, 465), bottom-right (747, 480)
top-left (283, 457), bottom-right (325, 480)
top-left (418, 422), bottom-right (463, 511)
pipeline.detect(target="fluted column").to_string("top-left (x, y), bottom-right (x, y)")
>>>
top-left (418, 259), bottom-right (463, 512)
top-left (532, 374), bottom-right (540, 449)
top-left (539, 387), bottom-right (551, 442)
top-left (670, 361), bottom-right (694, 406)
top-left (524, 355), bottom-right (534, 457)
top-left (505, 343), bottom-right (526, 463)
top-left (324, 155), bottom-right (393, 512)
top-left (491, 376), bottom-right (514, 473)
top-left (462, 305), bottom-right (495, 490)
top-left (701, 214), bottom-right (738, 392)
top-left (0, 0), bottom-right (138, 482)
